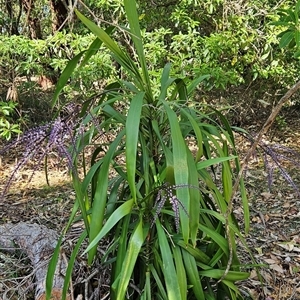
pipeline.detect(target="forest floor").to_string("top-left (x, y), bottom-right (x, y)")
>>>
top-left (1, 110), bottom-right (300, 299)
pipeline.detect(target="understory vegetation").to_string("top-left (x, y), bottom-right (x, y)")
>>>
top-left (1, 0), bottom-right (300, 299)
top-left (1, 0), bottom-right (300, 135)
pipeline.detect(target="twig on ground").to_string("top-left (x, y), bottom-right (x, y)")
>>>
top-left (83, 269), bottom-right (99, 300)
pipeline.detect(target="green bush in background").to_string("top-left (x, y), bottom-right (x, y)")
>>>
top-left (1, 0), bottom-right (300, 132)
top-left (0, 100), bottom-right (21, 140)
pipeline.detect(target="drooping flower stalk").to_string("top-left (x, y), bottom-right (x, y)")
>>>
top-left (0, 103), bottom-right (83, 195)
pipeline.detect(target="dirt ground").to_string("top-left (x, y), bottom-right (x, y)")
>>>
top-left (1, 112), bottom-right (300, 299)
top-left (234, 127), bottom-right (300, 300)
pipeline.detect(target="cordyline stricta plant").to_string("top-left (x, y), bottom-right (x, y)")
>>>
top-left (43, 1), bottom-right (253, 299)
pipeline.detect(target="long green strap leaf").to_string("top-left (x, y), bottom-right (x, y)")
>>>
top-left (72, 176), bottom-right (90, 233)
top-left (116, 217), bottom-right (145, 300)
top-left (156, 221), bottom-right (182, 300)
top-left (172, 246), bottom-right (187, 300)
top-left (198, 223), bottom-right (229, 256)
top-left (221, 280), bottom-right (240, 299)
top-left (149, 264), bottom-right (168, 299)
top-left (124, 0), bottom-right (152, 99)
top-left (62, 230), bottom-right (87, 300)
top-left (159, 64), bottom-right (177, 101)
top-left (111, 214), bottom-right (131, 298)
top-left (75, 10), bottom-right (143, 87)
top-left (240, 177), bottom-right (249, 233)
top-left (79, 34), bottom-right (112, 67)
top-left (199, 208), bottom-right (258, 270)
top-left (196, 156), bottom-right (237, 170)
top-left (163, 101), bottom-right (190, 242)
top-left (209, 107), bottom-right (250, 232)
top-left (126, 92), bottom-right (145, 203)
top-left (222, 142), bottom-right (232, 203)
top-left (186, 151), bottom-right (200, 246)
top-left (198, 269), bottom-right (249, 281)
top-left (151, 119), bottom-right (173, 167)
top-left (88, 130), bottom-right (125, 263)
top-left (45, 235), bottom-right (63, 300)
top-left (75, 10), bottom-right (124, 59)
top-left (174, 78), bottom-right (188, 104)
top-left (52, 27), bottom-right (113, 107)
top-left (176, 240), bottom-right (210, 264)
top-left (182, 249), bottom-right (205, 300)
top-left (178, 106), bottom-right (203, 161)
top-left (52, 51), bottom-right (83, 106)
top-left (84, 198), bottom-right (134, 254)
top-left (187, 74), bottom-right (210, 95)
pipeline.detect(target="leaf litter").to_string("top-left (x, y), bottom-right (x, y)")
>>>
top-left (234, 126), bottom-right (300, 300)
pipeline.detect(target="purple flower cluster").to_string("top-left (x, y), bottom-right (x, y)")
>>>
top-left (0, 103), bottom-right (81, 195)
top-left (247, 132), bottom-right (300, 194)
top-left (260, 140), bottom-right (300, 195)
top-left (152, 183), bottom-right (190, 233)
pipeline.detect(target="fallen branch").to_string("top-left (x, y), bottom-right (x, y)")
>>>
top-left (0, 222), bottom-right (70, 300)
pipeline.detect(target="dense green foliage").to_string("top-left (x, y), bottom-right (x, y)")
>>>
top-left (1, 0), bottom-right (298, 89)
top-left (44, 1), bottom-right (255, 299)
top-left (0, 100), bottom-right (21, 140)
top-left (272, 0), bottom-right (300, 57)
top-left (1, 0), bottom-right (300, 140)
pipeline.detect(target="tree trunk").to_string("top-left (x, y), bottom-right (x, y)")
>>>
top-left (6, 0), bottom-right (22, 35)
top-left (21, 0), bottom-right (43, 39)
top-left (49, 0), bottom-right (69, 32)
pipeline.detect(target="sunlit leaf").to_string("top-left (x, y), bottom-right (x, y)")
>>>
top-left (163, 101), bottom-right (190, 242)
top-left (87, 130), bottom-right (125, 263)
top-left (156, 221), bottom-right (182, 300)
top-left (279, 31), bottom-right (294, 48)
top-left (116, 218), bottom-right (145, 300)
top-left (84, 198), bottom-right (134, 254)
top-left (126, 92), bottom-right (145, 202)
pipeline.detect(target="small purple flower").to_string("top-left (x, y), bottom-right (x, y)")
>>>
top-left (151, 183), bottom-right (191, 233)
top-left (247, 133), bottom-right (300, 196)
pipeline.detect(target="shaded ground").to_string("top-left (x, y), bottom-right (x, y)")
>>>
top-left (1, 114), bottom-right (300, 299)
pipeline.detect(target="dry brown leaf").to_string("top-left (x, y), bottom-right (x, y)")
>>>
top-left (270, 264), bottom-right (284, 273)
top-left (270, 253), bottom-right (279, 260)
top-left (261, 192), bottom-right (273, 200)
top-left (264, 258), bottom-right (279, 264)
top-left (249, 269), bottom-right (258, 279)
top-left (277, 242), bottom-right (300, 252)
